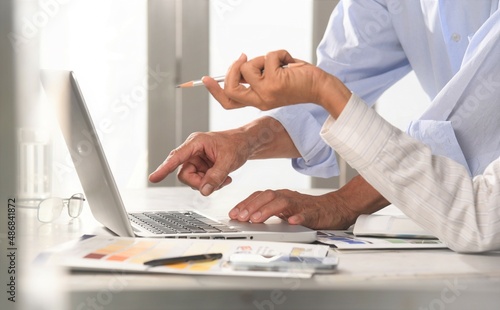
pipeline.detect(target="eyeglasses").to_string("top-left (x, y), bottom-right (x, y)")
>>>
top-left (37, 193), bottom-right (86, 223)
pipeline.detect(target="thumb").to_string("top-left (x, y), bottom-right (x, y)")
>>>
top-left (288, 211), bottom-right (319, 228)
top-left (288, 210), bottom-right (326, 230)
top-left (288, 213), bottom-right (307, 226)
top-left (200, 164), bottom-right (231, 196)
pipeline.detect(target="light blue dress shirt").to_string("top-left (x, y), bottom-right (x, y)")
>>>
top-left (266, 0), bottom-right (500, 178)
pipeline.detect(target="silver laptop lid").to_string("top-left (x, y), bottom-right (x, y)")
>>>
top-left (41, 70), bottom-right (135, 237)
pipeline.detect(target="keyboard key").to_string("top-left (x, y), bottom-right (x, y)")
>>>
top-left (129, 211), bottom-right (240, 234)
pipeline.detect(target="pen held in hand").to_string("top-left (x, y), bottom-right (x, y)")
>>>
top-left (176, 75), bottom-right (225, 88)
top-left (143, 253), bottom-right (223, 267)
top-left (176, 63), bottom-right (305, 88)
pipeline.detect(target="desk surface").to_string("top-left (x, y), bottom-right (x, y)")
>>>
top-left (17, 187), bottom-right (500, 310)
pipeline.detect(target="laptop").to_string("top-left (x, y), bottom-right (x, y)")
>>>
top-left (41, 70), bottom-right (316, 243)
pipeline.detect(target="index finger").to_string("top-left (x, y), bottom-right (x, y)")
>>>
top-left (239, 56), bottom-right (265, 86)
top-left (148, 143), bottom-right (199, 183)
top-left (264, 50), bottom-right (295, 78)
top-left (223, 53), bottom-right (267, 107)
top-left (224, 53), bottom-right (251, 93)
top-left (202, 76), bottom-right (229, 103)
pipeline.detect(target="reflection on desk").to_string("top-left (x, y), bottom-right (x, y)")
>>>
top-left (18, 187), bottom-right (500, 310)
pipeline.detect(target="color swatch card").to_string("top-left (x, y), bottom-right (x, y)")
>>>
top-left (317, 231), bottom-right (447, 250)
top-left (35, 235), bottom-right (334, 278)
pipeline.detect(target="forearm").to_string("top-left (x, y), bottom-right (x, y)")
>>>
top-left (337, 175), bottom-right (390, 218)
top-left (241, 116), bottom-right (301, 160)
top-left (333, 175), bottom-right (390, 225)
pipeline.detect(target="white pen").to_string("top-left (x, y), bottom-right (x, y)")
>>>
top-left (176, 63), bottom-right (304, 88)
top-left (176, 75), bottom-right (225, 88)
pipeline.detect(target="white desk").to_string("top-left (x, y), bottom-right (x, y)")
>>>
top-left (17, 187), bottom-right (500, 310)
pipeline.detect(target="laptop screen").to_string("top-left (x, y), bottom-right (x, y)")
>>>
top-left (42, 70), bottom-right (135, 237)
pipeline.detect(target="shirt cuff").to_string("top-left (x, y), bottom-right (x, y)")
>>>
top-left (265, 104), bottom-right (340, 177)
top-left (320, 93), bottom-right (394, 171)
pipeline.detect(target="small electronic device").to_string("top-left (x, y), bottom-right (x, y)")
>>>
top-left (228, 253), bottom-right (339, 273)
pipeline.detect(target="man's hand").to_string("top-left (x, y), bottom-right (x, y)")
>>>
top-left (203, 50), bottom-right (351, 119)
top-left (203, 51), bottom-right (321, 110)
top-left (149, 116), bottom-right (301, 196)
top-left (149, 129), bottom-right (252, 196)
top-left (228, 175), bottom-right (390, 229)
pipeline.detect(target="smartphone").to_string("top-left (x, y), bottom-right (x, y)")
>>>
top-left (228, 253), bottom-right (339, 273)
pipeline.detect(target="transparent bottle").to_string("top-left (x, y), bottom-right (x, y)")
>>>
top-left (18, 128), bottom-right (52, 207)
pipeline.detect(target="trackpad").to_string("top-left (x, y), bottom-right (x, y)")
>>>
top-left (220, 218), bottom-right (314, 233)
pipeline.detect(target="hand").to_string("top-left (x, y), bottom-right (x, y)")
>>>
top-left (148, 116), bottom-right (300, 195)
top-left (229, 189), bottom-right (355, 229)
top-left (228, 175), bottom-right (390, 229)
top-left (203, 50), bottom-right (324, 110)
top-left (203, 50), bottom-right (351, 119)
top-left (148, 129), bottom-right (251, 196)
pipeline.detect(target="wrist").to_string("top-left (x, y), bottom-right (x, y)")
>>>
top-left (336, 175), bottom-right (390, 225)
top-left (313, 70), bottom-right (351, 119)
top-left (239, 116), bottom-right (300, 159)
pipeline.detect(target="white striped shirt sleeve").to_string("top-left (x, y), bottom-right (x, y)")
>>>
top-left (320, 94), bottom-right (500, 253)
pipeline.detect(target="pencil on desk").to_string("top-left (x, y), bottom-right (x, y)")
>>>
top-left (176, 63), bottom-right (304, 88)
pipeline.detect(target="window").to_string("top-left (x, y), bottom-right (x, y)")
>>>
top-left (208, 0), bottom-right (314, 190)
top-left (39, 0), bottom-right (148, 194)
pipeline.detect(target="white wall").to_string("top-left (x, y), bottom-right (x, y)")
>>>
top-left (209, 0), bottom-right (313, 191)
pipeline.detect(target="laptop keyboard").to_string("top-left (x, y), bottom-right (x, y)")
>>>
top-left (129, 211), bottom-right (240, 235)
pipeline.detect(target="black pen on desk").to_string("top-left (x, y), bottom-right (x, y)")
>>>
top-left (176, 63), bottom-right (305, 88)
top-left (143, 253), bottom-right (223, 267)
